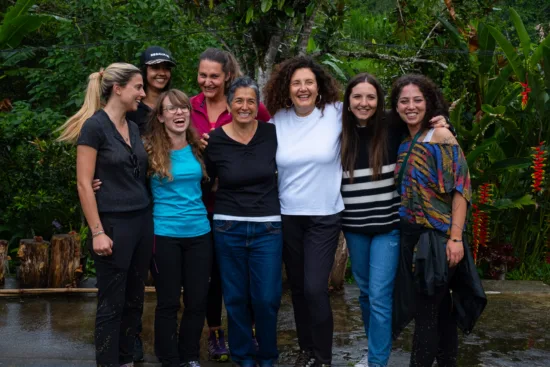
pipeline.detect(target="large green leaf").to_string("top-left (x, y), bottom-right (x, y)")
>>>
top-left (543, 46), bottom-right (550, 90)
top-left (530, 33), bottom-right (550, 67)
top-left (509, 8), bottom-right (531, 58)
top-left (436, 15), bottom-right (468, 51)
top-left (488, 25), bottom-right (525, 81)
top-left (0, 14), bottom-right (51, 48)
top-left (478, 23), bottom-right (495, 75)
top-left (2, 0), bottom-right (35, 25)
top-left (466, 137), bottom-right (497, 167)
top-left (485, 64), bottom-right (513, 105)
top-left (261, 0), bottom-right (273, 13)
top-left (493, 194), bottom-right (536, 209)
top-left (490, 157), bottom-right (531, 171)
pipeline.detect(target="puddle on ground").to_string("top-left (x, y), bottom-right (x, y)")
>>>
top-left (1, 286), bottom-right (549, 366)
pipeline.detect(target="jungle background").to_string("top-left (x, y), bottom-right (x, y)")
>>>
top-left (1, 0), bottom-right (550, 283)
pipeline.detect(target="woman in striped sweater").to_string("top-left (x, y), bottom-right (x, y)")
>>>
top-left (340, 73), bottom-right (449, 367)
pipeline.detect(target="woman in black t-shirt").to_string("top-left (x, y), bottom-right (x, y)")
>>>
top-left (57, 62), bottom-right (152, 367)
top-left (204, 77), bottom-right (282, 367)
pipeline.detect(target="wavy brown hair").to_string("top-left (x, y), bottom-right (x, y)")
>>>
top-left (341, 73), bottom-right (388, 182)
top-left (263, 56), bottom-right (341, 116)
top-left (390, 74), bottom-right (449, 133)
top-left (145, 89), bottom-right (207, 181)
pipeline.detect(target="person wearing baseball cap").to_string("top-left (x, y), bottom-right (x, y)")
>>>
top-left (127, 46), bottom-right (176, 135)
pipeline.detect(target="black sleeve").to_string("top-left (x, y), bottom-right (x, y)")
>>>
top-left (202, 143), bottom-right (217, 191)
top-left (77, 118), bottom-right (105, 150)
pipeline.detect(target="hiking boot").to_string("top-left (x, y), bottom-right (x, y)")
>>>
top-left (208, 329), bottom-right (230, 362)
top-left (133, 334), bottom-right (144, 362)
top-left (294, 350), bottom-right (314, 367)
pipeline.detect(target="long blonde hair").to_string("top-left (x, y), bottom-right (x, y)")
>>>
top-left (57, 62), bottom-right (141, 143)
top-left (145, 89), bottom-right (207, 181)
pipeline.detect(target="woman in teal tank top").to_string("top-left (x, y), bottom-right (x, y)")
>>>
top-left (147, 89), bottom-right (212, 367)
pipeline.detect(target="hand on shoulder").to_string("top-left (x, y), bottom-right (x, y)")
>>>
top-left (432, 128), bottom-right (458, 145)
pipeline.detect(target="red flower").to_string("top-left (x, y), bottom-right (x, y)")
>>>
top-left (531, 142), bottom-right (546, 193)
top-left (472, 184), bottom-right (493, 263)
top-left (520, 81), bottom-right (531, 110)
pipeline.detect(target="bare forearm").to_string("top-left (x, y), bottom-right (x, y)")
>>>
top-left (450, 191), bottom-right (467, 239)
top-left (77, 183), bottom-right (103, 234)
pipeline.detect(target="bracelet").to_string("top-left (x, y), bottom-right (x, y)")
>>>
top-left (92, 230), bottom-right (105, 238)
top-left (450, 238), bottom-right (463, 242)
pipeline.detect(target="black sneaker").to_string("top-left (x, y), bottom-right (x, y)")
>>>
top-left (133, 334), bottom-right (144, 362)
top-left (294, 350), bottom-right (315, 367)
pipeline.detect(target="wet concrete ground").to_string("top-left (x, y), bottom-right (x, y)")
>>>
top-left (0, 281), bottom-right (549, 366)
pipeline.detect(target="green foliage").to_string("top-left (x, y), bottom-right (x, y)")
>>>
top-left (0, 101), bottom-right (80, 249)
top-left (506, 259), bottom-right (550, 285)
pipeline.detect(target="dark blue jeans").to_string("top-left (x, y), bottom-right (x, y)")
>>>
top-left (213, 220), bottom-right (283, 366)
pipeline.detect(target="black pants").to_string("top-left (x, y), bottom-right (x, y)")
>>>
top-left (152, 233), bottom-right (213, 366)
top-left (91, 207), bottom-right (153, 367)
top-left (206, 239), bottom-right (223, 327)
top-left (282, 213), bottom-right (342, 365)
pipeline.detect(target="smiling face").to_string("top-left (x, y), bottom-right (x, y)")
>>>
top-left (229, 87), bottom-right (258, 125)
top-left (197, 59), bottom-right (229, 99)
top-left (117, 73), bottom-right (146, 112)
top-left (157, 96), bottom-right (191, 137)
top-left (349, 82), bottom-right (378, 125)
top-left (396, 84), bottom-right (426, 129)
top-left (146, 63), bottom-right (172, 92)
top-left (289, 67), bottom-right (319, 116)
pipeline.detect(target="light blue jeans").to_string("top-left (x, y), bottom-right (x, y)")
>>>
top-left (344, 229), bottom-right (400, 367)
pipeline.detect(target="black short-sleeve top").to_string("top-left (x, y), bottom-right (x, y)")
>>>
top-left (77, 109), bottom-right (150, 213)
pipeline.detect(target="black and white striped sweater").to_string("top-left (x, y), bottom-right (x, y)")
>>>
top-left (341, 117), bottom-right (404, 235)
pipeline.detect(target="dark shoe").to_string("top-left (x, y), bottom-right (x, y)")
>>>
top-left (294, 350), bottom-right (315, 367)
top-left (133, 334), bottom-right (144, 362)
top-left (208, 329), bottom-right (230, 362)
top-left (181, 361), bottom-right (201, 367)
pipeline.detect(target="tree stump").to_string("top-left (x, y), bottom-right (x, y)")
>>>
top-left (49, 234), bottom-right (81, 288)
top-left (0, 240), bottom-right (8, 286)
top-left (17, 238), bottom-right (50, 288)
top-left (329, 232), bottom-right (348, 291)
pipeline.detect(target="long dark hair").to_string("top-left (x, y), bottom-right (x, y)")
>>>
top-left (341, 73), bottom-right (387, 182)
top-left (263, 56), bottom-right (341, 116)
top-left (390, 74), bottom-right (448, 133)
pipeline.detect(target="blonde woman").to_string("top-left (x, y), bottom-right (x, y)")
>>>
top-left (58, 63), bottom-right (152, 367)
top-left (146, 89), bottom-right (212, 367)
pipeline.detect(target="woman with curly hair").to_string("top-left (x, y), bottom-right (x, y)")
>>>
top-left (147, 89), bottom-right (212, 367)
top-left (263, 56), bottom-right (343, 367)
top-left (391, 74), bottom-right (484, 366)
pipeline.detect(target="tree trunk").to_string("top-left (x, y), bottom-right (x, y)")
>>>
top-left (48, 234), bottom-right (81, 288)
top-left (329, 232), bottom-right (348, 291)
top-left (17, 239), bottom-right (50, 288)
top-left (296, 4), bottom-right (319, 56)
top-left (0, 240), bottom-right (8, 286)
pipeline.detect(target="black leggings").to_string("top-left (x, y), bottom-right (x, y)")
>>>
top-left (91, 207), bottom-right (153, 367)
top-left (152, 233), bottom-right (213, 365)
top-left (410, 282), bottom-right (458, 366)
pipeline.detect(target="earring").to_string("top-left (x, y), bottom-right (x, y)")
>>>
top-left (285, 99), bottom-right (293, 108)
top-left (347, 106), bottom-right (351, 112)
top-left (316, 94), bottom-right (322, 105)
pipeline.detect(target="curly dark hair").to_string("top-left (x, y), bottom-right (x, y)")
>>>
top-left (390, 74), bottom-right (448, 133)
top-left (263, 56), bottom-right (341, 116)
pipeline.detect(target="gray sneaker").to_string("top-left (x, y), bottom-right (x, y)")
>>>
top-left (180, 361), bottom-right (201, 367)
top-left (354, 352), bottom-right (369, 367)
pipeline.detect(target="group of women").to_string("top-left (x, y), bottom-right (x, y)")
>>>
top-left (58, 44), bottom-right (485, 367)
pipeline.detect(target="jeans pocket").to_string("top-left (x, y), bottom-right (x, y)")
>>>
top-left (263, 221), bottom-right (282, 234)
top-left (213, 220), bottom-right (234, 233)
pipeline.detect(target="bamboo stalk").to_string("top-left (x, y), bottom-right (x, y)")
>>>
top-left (0, 286), bottom-right (157, 297)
